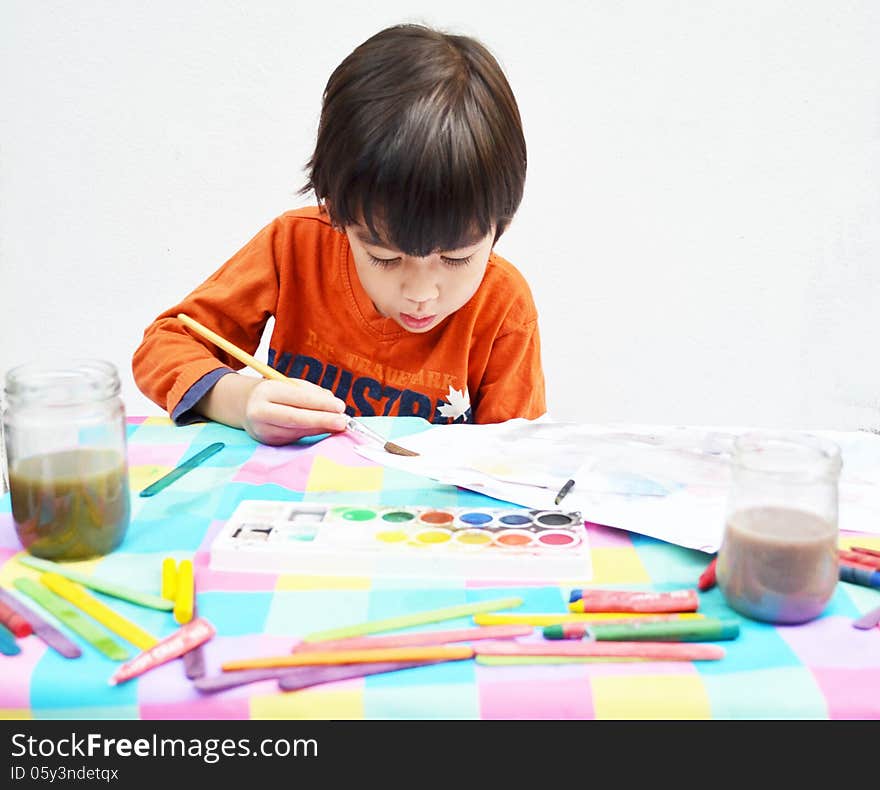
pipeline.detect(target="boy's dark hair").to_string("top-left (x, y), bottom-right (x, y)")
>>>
top-left (301, 24), bottom-right (526, 257)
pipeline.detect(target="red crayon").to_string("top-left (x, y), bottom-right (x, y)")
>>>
top-left (109, 617), bottom-right (215, 686)
top-left (568, 589), bottom-right (699, 613)
top-left (698, 558), bottom-right (717, 592)
top-left (0, 600), bottom-right (33, 638)
top-left (851, 545), bottom-right (880, 559)
top-left (839, 550), bottom-right (880, 570)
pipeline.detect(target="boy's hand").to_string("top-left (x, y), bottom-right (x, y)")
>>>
top-left (243, 379), bottom-right (349, 445)
top-left (198, 373), bottom-right (348, 446)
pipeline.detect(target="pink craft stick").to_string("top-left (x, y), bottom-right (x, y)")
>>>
top-left (109, 617), bottom-right (215, 685)
top-left (475, 640), bottom-right (725, 661)
top-left (294, 624), bottom-right (533, 652)
top-left (570, 589), bottom-right (699, 613)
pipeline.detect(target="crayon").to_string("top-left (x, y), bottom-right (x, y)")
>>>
top-left (850, 545), bottom-right (880, 559)
top-left (0, 589), bottom-right (82, 658)
top-left (109, 617), bottom-right (215, 685)
top-left (0, 622), bottom-right (21, 656)
top-left (13, 578), bottom-right (130, 661)
top-left (698, 557), bottom-right (718, 591)
top-left (0, 598), bottom-right (33, 638)
top-left (293, 624), bottom-right (533, 652)
top-left (474, 641), bottom-right (725, 661)
top-left (474, 612), bottom-right (704, 627)
top-left (161, 558), bottom-right (178, 602)
top-left (567, 589), bottom-right (699, 613)
top-left (839, 564), bottom-right (880, 589)
top-left (17, 556), bottom-right (173, 611)
top-left (222, 645), bottom-right (475, 671)
top-left (139, 442), bottom-right (225, 497)
top-left (840, 556), bottom-right (878, 571)
top-left (852, 604), bottom-right (880, 630)
top-left (543, 615), bottom-right (709, 639)
top-left (302, 596), bottom-right (523, 643)
top-left (40, 573), bottom-right (159, 651)
top-left (839, 549), bottom-right (880, 570)
top-left (585, 617), bottom-right (740, 642)
top-left (173, 559), bottom-right (194, 625)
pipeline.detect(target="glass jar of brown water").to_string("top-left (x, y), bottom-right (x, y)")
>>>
top-left (716, 432), bottom-right (841, 624)
top-left (2, 360), bottom-right (130, 560)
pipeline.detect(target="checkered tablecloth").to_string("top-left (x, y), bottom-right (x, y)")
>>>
top-left (2, 416), bottom-right (879, 720)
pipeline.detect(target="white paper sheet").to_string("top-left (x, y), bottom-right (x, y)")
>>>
top-left (358, 419), bottom-right (880, 553)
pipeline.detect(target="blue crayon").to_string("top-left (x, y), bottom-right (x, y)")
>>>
top-left (840, 565), bottom-right (880, 589)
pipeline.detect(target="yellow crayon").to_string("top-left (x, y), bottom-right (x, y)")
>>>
top-left (174, 559), bottom-right (194, 625)
top-left (40, 573), bottom-right (159, 651)
top-left (161, 557), bottom-right (178, 602)
top-left (222, 645), bottom-right (474, 671)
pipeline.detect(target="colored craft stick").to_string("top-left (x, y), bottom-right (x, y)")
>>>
top-left (474, 612), bottom-right (704, 627)
top-left (173, 559), bottom-right (194, 625)
top-left (16, 556), bottom-right (173, 611)
top-left (0, 622), bottom-right (21, 656)
top-left (294, 624), bottom-right (533, 652)
top-left (852, 605), bottom-right (880, 630)
top-left (0, 598), bottom-right (33, 637)
top-left (543, 615), bottom-right (708, 640)
top-left (194, 668), bottom-right (293, 693)
top-left (161, 558), bottom-right (178, 601)
top-left (13, 578), bottom-right (130, 661)
top-left (0, 589), bottom-right (81, 658)
top-left (698, 557), bottom-right (718, 591)
top-left (40, 573), bottom-right (159, 651)
top-left (839, 549), bottom-right (880, 570)
top-left (222, 645), bottom-right (475, 671)
top-left (110, 617), bottom-right (216, 686)
top-left (568, 589), bottom-right (699, 613)
top-left (585, 617), bottom-right (740, 642)
top-left (182, 601), bottom-right (206, 679)
top-left (139, 442), bottom-right (225, 497)
top-left (476, 656), bottom-right (646, 666)
top-left (277, 660), bottom-right (449, 691)
top-left (301, 596), bottom-right (523, 643)
top-left (474, 641), bottom-right (725, 661)
top-left (850, 545), bottom-right (880, 559)
top-left (840, 565), bottom-right (880, 589)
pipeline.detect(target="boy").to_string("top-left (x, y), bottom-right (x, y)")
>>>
top-left (132, 23), bottom-right (546, 446)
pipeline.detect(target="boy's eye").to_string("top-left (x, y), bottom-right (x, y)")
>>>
top-left (441, 255), bottom-right (473, 267)
top-left (367, 254), bottom-right (401, 268)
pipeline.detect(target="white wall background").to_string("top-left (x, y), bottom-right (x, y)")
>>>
top-left (2, 0), bottom-right (879, 430)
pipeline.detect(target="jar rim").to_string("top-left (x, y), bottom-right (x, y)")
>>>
top-left (732, 431), bottom-right (842, 481)
top-left (4, 359), bottom-right (121, 405)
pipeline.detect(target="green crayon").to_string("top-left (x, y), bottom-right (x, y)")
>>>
top-left (586, 617), bottom-right (740, 642)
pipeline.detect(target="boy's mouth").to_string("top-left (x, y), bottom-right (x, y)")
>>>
top-left (399, 312), bottom-right (437, 330)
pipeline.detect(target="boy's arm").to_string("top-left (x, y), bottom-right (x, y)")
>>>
top-left (473, 318), bottom-right (546, 424)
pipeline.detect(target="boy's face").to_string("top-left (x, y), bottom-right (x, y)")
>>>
top-left (345, 223), bottom-right (495, 333)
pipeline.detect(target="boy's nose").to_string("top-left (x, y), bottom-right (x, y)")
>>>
top-left (401, 265), bottom-right (439, 305)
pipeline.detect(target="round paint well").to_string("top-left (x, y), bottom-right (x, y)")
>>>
top-left (453, 529), bottom-right (493, 547)
top-left (498, 513), bottom-right (532, 526)
top-left (419, 510), bottom-right (455, 526)
top-left (375, 529), bottom-right (408, 543)
top-left (494, 529), bottom-right (535, 547)
top-left (536, 530), bottom-right (580, 547)
top-left (414, 528), bottom-right (452, 545)
top-left (341, 508), bottom-right (377, 522)
top-left (459, 511), bottom-right (493, 526)
top-left (535, 511), bottom-right (578, 527)
top-left (381, 510), bottom-right (415, 523)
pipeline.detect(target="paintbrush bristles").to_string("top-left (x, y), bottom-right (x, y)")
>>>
top-left (384, 441), bottom-right (419, 457)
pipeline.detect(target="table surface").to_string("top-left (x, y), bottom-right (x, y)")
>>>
top-left (1, 416), bottom-right (879, 720)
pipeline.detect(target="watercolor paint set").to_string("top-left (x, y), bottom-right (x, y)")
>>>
top-left (208, 501), bottom-right (592, 580)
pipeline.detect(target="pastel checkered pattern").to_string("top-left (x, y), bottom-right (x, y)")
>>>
top-left (1, 416), bottom-right (878, 720)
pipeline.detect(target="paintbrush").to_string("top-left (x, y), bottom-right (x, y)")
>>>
top-left (176, 313), bottom-right (418, 457)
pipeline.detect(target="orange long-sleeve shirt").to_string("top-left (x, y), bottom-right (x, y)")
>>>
top-left (132, 207), bottom-right (546, 425)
